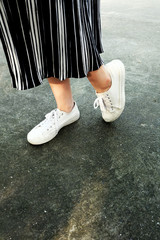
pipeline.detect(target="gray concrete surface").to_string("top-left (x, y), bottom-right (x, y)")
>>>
top-left (0, 0), bottom-right (160, 239)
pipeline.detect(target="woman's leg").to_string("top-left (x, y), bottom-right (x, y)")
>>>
top-left (87, 64), bottom-right (112, 93)
top-left (47, 65), bottom-right (111, 113)
top-left (47, 77), bottom-right (74, 113)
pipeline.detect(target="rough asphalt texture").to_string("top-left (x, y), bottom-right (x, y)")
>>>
top-left (0, 0), bottom-right (160, 239)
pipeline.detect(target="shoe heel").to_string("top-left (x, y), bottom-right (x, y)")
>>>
top-left (63, 111), bottom-right (80, 127)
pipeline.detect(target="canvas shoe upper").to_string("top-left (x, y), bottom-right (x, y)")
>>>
top-left (27, 102), bottom-right (80, 145)
top-left (93, 59), bottom-right (125, 122)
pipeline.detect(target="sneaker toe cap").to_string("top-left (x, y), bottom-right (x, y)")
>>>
top-left (102, 108), bottom-right (124, 122)
top-left (27, 129), bottom-right (44, 145)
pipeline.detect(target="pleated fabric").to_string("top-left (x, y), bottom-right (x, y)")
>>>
top-left (0, 0), bottom-right (104, 90)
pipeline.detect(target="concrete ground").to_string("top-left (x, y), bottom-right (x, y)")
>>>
top-left (0, 0), bottom-right (160, 239)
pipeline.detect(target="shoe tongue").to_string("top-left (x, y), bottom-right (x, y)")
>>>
top-left (96, 91), bottom-right (107, 97)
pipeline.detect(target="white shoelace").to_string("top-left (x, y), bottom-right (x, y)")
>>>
top-left (93, 94), bottom-right (114, 113)
top-left (38, 109), bottom-right (60, 134)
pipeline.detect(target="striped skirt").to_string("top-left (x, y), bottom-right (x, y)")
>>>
top-left (0, 0), bottom-right (104, 90)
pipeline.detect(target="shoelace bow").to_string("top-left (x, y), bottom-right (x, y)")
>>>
top-left (93, 94), bottom-right (115, 112)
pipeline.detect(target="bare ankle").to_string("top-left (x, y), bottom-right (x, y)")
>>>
top-left (96, 78), bottom-right (112, 93)
top-left (58, 101), bottom-right (74, 113)
top-left (88, 64), bottom-right (112, 93)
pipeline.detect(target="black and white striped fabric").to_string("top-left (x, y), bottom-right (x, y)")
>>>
top-left (0, 0), bottom-right (104, 90)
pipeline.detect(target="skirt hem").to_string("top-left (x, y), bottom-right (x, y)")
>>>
top-left (14, 58), bottom-right (104, 91)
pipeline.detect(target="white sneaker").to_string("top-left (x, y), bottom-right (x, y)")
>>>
top-left (27, 102), bottom-right (80, 145)
top-left (93, 59), bottom-right (125, 122)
